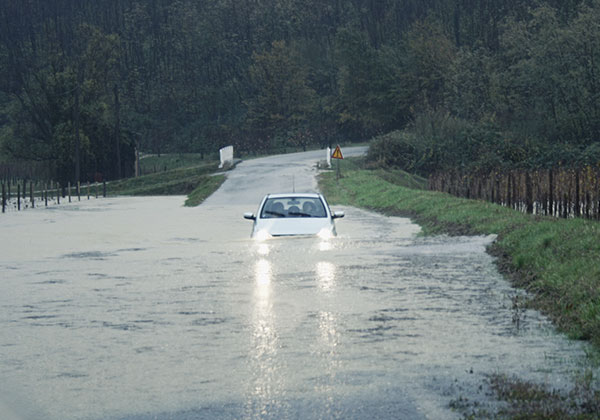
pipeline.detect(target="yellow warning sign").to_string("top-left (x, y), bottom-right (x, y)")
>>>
top-left (331, 145), bottom-right (343, 159)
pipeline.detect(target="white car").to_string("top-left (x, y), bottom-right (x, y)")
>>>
top-left (243, 193), bottom-right (344, 239)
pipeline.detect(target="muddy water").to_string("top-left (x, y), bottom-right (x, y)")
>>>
top-left (0, 149), bottom-right (592, 419)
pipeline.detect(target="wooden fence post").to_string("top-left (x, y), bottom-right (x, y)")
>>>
top-left (68, 182), bottom-right (71, 203)
top-left (549, 169), bottom-right (554, 217)
top-left (512, 172), bottom-right (518, 211)
top-left (57, 183), bottom-right (60, 205)
top-left (30, 182), bottom-right (34, 208)
top-left (1, 183), bottom-right (5, 213)
top-left (17, 183), bottom-right (21, 211)
top-left (523, 172), bottom-right (530, 213)
top-left (103, 181), bottom-right (106, 197)
top-left (506, 173), bottom-right (512, 208)
top-left (574, 169), bottom-right (581, 217)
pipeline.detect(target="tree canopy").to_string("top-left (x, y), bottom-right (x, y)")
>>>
top-left (1, 0), bottom-right (599, 182)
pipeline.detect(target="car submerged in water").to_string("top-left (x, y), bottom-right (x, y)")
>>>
top-left (243, 193), bottom-right (344, 240)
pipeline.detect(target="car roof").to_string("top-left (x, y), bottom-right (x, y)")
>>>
top-left (265, 193), bottom-right (321, 199)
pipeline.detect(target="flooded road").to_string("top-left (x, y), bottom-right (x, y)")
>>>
top-left (0, 149), bottom-right (591, 419)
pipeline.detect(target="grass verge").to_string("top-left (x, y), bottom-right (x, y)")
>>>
top-left (319, 158), bottom-right (600, 347)
top-left (184, 175), bottom-right (226, 207)
top-left (139, 153), bottom-right (217, 173)
top-left (320, 159), bottom-right (600, 417)
top-left (482, 373), bottom-right (600, 419)
top-left (106, 161), bottom-right (226, 206)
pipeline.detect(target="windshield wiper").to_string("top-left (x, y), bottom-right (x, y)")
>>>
top-left (288, 211), bottom-right (312, 217)
top-left (264, 210), bottom-right (285, 217)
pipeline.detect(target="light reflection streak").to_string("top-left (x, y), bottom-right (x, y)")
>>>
top-left (256, 243), bottom-right (270, 256)
top-left (316, 261), bottom-right (336, 291)
top-left (314, 261), bottom-right (340, 409)
top-left (315, 309), bottom-right (341, 412)
top-left (255, 259), bottom-right (272, 288)
top-left (246, 258), bottom-right (282, 416)
top-left (318, 311), bottom-right (339, 349)
top-left (318, 240), bottom-right (333, 251)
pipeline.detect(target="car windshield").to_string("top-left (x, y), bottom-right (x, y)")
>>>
top-left (261, 197), bottom-right (327, 218)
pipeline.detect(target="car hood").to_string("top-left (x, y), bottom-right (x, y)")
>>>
top-left (254, 218), bottom-right (332, 236)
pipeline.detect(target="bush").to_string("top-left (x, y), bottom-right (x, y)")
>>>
top-left (366, 131), bottom-right (424, 172)
top-left (362, 109), bottom-right (595, 175)
top-left (367, 111), bottom-right (506, 175)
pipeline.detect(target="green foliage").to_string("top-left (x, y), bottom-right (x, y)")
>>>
top-left (139, 154), bottom-right (218, 173)
top-left (367, 112), bottom-right (507, 174)
top-left (102, 156), bottom-right (224, 206)
top-left (246, 40), bottom-right (317, 151)
top-left (334, 28), bottom-right (383, 137)
top-left (184, 175), bottom-right (226, 207)
top-left (1, 0), bottom-right (599, 177)
top-left (487, 374), bottom-right (600, 419)
top-left (106, 161), bottom-right (220, 196)
top-left (0, 19), bottom-right (133, 183)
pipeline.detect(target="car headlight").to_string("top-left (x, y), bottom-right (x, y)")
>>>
top-left (254, 229), bottom-right (272, 241)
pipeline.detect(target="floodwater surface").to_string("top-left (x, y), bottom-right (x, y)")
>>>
top-left (0, 149), bottom-right (592, 419)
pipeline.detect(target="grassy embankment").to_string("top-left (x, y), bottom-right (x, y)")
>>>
top-left (106, 157), bottom-right (225, 207)
top-left (320, 158), bottom-right (600, 347)
top-left (320, 158), bottom-right (600, 417)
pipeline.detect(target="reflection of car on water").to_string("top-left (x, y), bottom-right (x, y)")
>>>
top-left (243, 193), bottom-right (344, 239)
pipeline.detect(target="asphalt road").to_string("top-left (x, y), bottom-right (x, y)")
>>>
top-left (0, 148), bottom-right (589, 420)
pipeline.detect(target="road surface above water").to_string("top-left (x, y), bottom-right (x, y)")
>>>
top-left (0, 148), bottom-right (591, 419)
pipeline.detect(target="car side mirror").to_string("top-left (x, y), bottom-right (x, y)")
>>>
top-left (332, 211), bottom-right (345, 219)
top-left (243, 212), bottom-right (256, 220)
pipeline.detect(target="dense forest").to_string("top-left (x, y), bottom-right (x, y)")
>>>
top-left (1, 0), bottom-right (599, 183)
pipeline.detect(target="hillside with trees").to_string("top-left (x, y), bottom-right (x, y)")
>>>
top-left (1, 0), bottom-right (599, 184)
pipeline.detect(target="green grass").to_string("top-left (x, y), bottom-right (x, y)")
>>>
top-left (320, 159), bottom-right (600, 417)
top-left (139, 153), bottom-right (218, 173)
top-left (184, 175), bottom-right (226, 206)
top-left (483, 373), bottom-right (600, 419)
top-left (319, 159), bottom-right (600, 348)
top-left (106, 160), bottom-right (226, 206)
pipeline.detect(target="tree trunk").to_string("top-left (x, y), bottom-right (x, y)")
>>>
top-left (114, 83), bottom-right (122, 179)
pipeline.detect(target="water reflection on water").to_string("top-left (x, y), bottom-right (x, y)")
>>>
top-left (247, 257), bottom-right (280, 418)
top-left (316, 261), bottom-right (336, 291)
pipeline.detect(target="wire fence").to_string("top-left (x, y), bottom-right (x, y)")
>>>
top-left (428, 167), bottom-right (600, 219)
top-left (1, 181), bottom-right (106, 214)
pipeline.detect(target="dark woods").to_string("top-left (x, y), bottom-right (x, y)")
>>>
top-left (1, 1), bottom-right (599, 187)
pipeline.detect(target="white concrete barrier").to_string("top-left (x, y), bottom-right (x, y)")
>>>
top-left (219, 146), bottom-right (234, 169)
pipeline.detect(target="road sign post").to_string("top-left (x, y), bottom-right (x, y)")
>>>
top-left (331, 145), bottom-right (343, 181)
